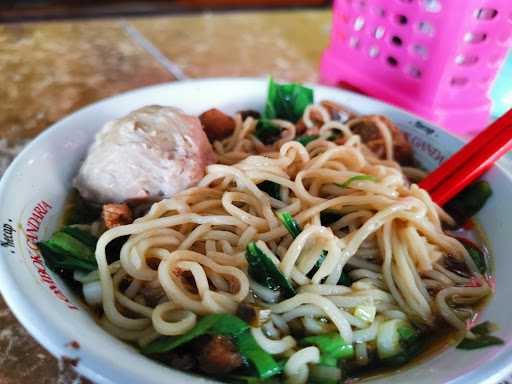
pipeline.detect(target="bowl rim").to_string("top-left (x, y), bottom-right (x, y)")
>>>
top-left (1, 77), bottom-right (512, 384)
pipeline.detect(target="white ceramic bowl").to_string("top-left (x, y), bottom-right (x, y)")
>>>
top-left (1, 78), bottom-right (512, 384)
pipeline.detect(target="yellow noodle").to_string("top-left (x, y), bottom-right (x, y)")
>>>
top-left (91, 103), bottom-right (492, 382)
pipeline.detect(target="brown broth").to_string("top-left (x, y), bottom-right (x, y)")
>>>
top-left (347, 218), bottom-right (493, 382)
top-left (59, 190), bottom-right (494, 383)
top-left (350, 324), bottom-right (465, 383)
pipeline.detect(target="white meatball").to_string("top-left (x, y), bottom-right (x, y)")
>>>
top-left (74, 105), bottom-right (216, 203)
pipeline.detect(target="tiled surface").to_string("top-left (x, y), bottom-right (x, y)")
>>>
top-left (0, 10), bottom-right (330, 384)
top-left (0, 296), bottom-right (90, 384)
top-left (0, 20), bottom-right (175, 142)
top-left (130, 10), bottom-right (330, 81)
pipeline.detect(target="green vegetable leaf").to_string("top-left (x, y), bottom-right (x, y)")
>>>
top-left (142, 314), bottom-right (223, 354)
top-left (47, 231), bottom-right (94, 261)
top-left (237, 330), bottom-right (282, 379)
top-left (444, 180), bottom-right (492, 225)
top-left (38, 226), bottom-right (98, 273)
top-left (457, 237), bottom-right (487, 274)
top-left (380, 338), bottom-right (425, 367)
top-left (457, 335), bottom-right (504, 350)
top-left (336, 175), bottom-right (377, 188)
top-left (38, 242), bottom-right (97, 273)
top-left (457, 322), bottom-right (504, 350)
top-left (263, 78), bottom-right (314, 122)
top-left (296, 134), bottom-right (320, 147)
top-left (301, 333), bottom-right (354, 360)
top-left (398, 325), bottom-right (418, 343)
top-left (211, 314), bottom-right (250, 336)
top-left (377, 320), bottom-right (421, 362)
top-left (338, 272), bottom-right (352, 287)
top-left (471, 321), bottom-right (499, 336)
top-left (278, 211), bottom-right (301, 239)
top-left (307, 250), bottom-right (327, 279)
top-left (60, 226), bottom-right (98, 249)
top-left (258, 181), bottom-right (281, 200)
top-left (306, 251), bottom-right (351, 287)
top-left (318, 354), bottom-right (338, 367)
top-left (246, 242), bottom-right (296, 299)
top-left (254, 119), bottom-right (282, 145)
top-left (143, 314), bottom-right (281, 380)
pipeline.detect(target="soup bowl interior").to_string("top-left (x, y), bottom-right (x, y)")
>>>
top-left (1, 78), bottom-right (512, 384)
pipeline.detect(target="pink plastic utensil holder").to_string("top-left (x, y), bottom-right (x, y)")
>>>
top-left (320, 0), bottom-right (512, 135)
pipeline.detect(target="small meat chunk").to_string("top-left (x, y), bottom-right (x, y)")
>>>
top-left (199, 108), bottom-right (236, 142)
top-left (102, 203), bottom-right (133, 229)
top-left (295, 118), bottom-right (307, 135)
top-left (320, 100), bottom-right (357, 122)
top-left (296, 109), bottom-right (326, 136)
top-left (348, 115), bottom-right (414, 165)
top-left (196, 335), bottom-right (242, 375)
top-left (74, 106), bottom-right (216, 204)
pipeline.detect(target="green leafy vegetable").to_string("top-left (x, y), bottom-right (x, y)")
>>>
top-left (319, 355), bottom-right (338, 367)
top-left (254, 119), bottom-right (282, 145)
top-left (457, 321), bottom-right (504, 350)
top-left (254, 77), bottom-right (314, 145)
top-left (296, 134), bottom-right (320, 147)
top-left (38, 226), bottom-right (98, 273)
top-left (246, 242), bottom-right (296, 298)
top-left (306, 251), bottom-right (351, 287)
top-left (301, 333), bottom-right (353, 370)
top-left (143, 314), bottom-right (241, 354)
top-left (307, 250), bottom-right (326, 279)
top-left (336, 175), bottom-right (377, 188)
top-left (378, 321), bottom-right (423, 366)
top-left (48, 231), bottom-right (94, 260)
top-left (337, 272), bottom-right (352, 287)
top-left (258, 181), bottom-right (281, 200)
top-left (278, 211), bottom-right (301, 239)
top-left (458, 237), bottom-right (487, 274)
top-left (380, 339), bottom-right (424, 367)
top-left (397, 325), bottom-right (418, 342)
top-left (471, 321), bottom-right (499, 336)
top-left (457, 335), bottom-right (504, 350)
top-left (60, 226), bottom-right (97, 249)
top-left (377, 319), bottom-right (419, 360)
top-left (301, 333), bottom-right (354, 361)
top-left (263, 78), bottom-right (314, 122)
top-left (237, 330), bottom-right (282, 379)
top-left (444, 180), bottom-right (492, 225)
top-left (277, 212), bottom-right (347, 285)
top-left (143, 314), bottom-right (281, 379)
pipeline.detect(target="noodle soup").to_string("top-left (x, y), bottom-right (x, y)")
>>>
top-left (37, 79), bottom-right (499, 384)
